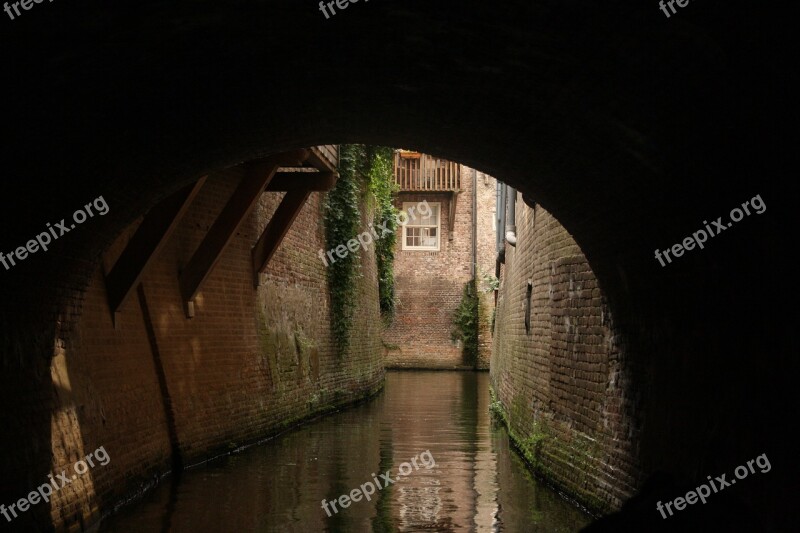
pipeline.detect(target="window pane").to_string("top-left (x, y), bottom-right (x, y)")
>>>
top-left (417, 205), bottom-right (438, 226)
top-left (422, 227), bottom-right (437, 247)
top-left (402, 210), bottom-right (440, 249)
top-left (404, 203), bottom-right (440, 227)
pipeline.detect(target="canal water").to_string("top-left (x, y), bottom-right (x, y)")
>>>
top-left (99, 371), bottom-right (591, 532)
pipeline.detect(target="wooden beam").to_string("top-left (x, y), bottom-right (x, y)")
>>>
top-left (306, 147), bottom-right (337, 173)
top-left (105, 177), bottom-right (207, 319)
top-left (449, 191), bottom-right (459, 241)
top-left (251, 190), bottom-right (312, 286)
top-left (178, 150), bottom-right (308, 314)
top-left (266, 171), bottom-right (337, 192)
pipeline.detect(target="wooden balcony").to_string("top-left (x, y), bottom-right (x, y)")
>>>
top-left (310, 145), bottom-right (338, 172)
top-left (394, 151), bottom-right (461, 192)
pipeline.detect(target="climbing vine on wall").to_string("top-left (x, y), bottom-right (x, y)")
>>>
top-left (325, 145), bottom-right (363, 357)
top-left (452, 279), bottom-right (480, 366)
top-left (325, 145), bottom-right (398, 357)
top-left (366, 146), bottom-right (398, 321)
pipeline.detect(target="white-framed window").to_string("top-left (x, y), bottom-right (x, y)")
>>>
top-left (402, 202), bottom-right (440, 251)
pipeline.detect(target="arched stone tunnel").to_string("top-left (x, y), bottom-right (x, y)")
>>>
top-left (0, 0), bottom-right (795, 530)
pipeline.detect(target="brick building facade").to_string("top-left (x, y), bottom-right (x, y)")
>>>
top-left (383, 152), bottom-right (496, 369)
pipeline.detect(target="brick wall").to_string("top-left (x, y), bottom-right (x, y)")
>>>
top-left (491, 199), bottom-right (639, 514)
top-left (1, 166), bottom-right (384, 531)
top-left (383, 166), bottom-right (496, 369)
top-left (474, 172), bottom-right (497, 370)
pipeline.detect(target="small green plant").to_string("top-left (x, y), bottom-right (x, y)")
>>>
top-left (489, 390), bottom-right (505, 419)
top-left (382, 340), bottom-right (400, 350)
top-left (481, 271), bottom-right (500, 293)
top-left (294, 330), bottom-right (314, 354)
top-left (520, 420), bottom-right (551, 470)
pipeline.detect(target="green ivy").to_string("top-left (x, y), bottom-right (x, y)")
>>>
top-left (324, 145), bottom-right (364, 358)
top-left (480, 271), bottom-right (500, 292)
top-left (325, 145), bottom-right (398, 357)
top-left (452, 279), bottom-right (479, 366)
top-left (366, 146), bottom-right (399, 321)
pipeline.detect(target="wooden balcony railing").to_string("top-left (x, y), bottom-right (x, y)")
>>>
top-left (394, 151), bottom-right (461, 192)
top-left (312, 145), bottom-right (338, 171)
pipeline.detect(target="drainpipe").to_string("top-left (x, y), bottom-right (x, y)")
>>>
top-left (496, 182), bottom-right (506, 264)
top-left (505, 185), bottom-right (517, 247)
top-left (495, 182), bottom-right (501, 255)
top-left (494, 182), bottom-right (501, 279)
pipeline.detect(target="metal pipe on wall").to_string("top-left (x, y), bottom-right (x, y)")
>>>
top-left (495, 181), bottom-right (502, 254)
top-left (505, 185), bottom-right (517, 247)
top-left (497, 182), bottom-right (506, 263)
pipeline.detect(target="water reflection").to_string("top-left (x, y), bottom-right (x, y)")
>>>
top-left (100, 371), bottom-right (590, 532)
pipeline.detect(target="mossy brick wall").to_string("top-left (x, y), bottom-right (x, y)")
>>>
top-left (0, 166), bottom-right (384, 531)
top-left (491, 200), bottom-right (640, 514)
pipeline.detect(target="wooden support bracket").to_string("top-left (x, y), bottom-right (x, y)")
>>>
top-left (178, 149), bottom-right (308, 316)
top-left (251, 190), bottom-right (313, 286)
top-left (105, 177), bottom-right (207, 323)
top-left (449, 191), bottom-right (459, 241)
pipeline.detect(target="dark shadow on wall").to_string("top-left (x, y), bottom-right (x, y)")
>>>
top-left (136, 283), bottom-right (183, 473)
top-left (580, 470), bottom-right (761, 532)
top-left (0, 353), bottom-right (55, 532)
